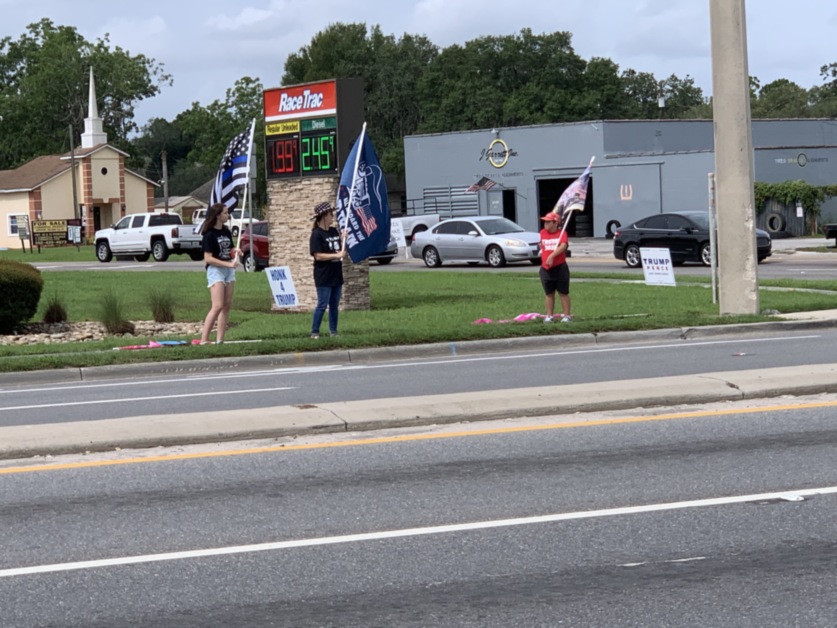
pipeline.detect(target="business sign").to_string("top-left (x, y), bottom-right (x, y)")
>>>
top-left (265, 266), bottom-right (299, 308)
top-left (31, 219), bottom-right (82, 248)
top-left (263, 78), bottom-right (363, 180)
top-left (640, 247), bottom-right (676, 286)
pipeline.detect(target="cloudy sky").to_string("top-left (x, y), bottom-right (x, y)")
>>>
top-left (2, 0), bottom-right (835, 128)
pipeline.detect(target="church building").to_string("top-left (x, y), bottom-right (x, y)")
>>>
top-left (0, 68), bottom-right (158, 249)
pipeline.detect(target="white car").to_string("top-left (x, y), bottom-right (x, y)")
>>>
top-left (410, 216), bottom-right (540, 268)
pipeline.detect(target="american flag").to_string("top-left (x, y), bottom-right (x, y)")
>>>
top-left (466, 176), bottom-right (497, 193)
top-left (210, 120), bottom-right (255, 210)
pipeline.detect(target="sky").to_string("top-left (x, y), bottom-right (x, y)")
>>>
top-left (2, 0), bottom-right (836, 129)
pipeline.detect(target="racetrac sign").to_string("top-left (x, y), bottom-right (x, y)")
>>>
top-left (264, 80), bottom-right (337, 123)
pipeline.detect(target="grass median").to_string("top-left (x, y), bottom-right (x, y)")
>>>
top-left (2, 267), bottom-right (837, 373)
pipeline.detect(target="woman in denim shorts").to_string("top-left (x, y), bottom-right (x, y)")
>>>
top-left (198, 203), bottom-right (241, 344)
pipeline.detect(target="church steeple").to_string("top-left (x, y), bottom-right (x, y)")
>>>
top-left (81, 67), bottom-right (108, 148)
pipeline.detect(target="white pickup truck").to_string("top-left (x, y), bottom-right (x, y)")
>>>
top-left (94, 213), bottom-right (203, 263)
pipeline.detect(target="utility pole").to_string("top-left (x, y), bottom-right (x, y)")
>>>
top-left (69, 124), bottom-right (80, 222)
top-left (709, 0), bottom-right (759, 315)
top-left (161, 149), bottom-right (170, 214)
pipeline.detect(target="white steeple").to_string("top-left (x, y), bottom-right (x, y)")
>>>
top-left (81, 67), bottom-right (108, 148)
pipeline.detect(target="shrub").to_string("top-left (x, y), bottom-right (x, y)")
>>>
top-left (0, 260), bottom-right (44, 334)
top-left (148, 288), bottom-right (175, 323)
top-left (99, 290), bottom-right (135, 335)
top-left (43, 292), bottom-right (69, 324)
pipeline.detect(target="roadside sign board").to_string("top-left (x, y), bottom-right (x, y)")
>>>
top-left (266, 266), bottom-right (299, 308)
top-left (640, 247), bottom-right (676, 286)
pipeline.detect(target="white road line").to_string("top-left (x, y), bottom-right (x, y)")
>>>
top-left (0, 387), bottom-right (295, 412)
top-left (0, 335), bottom-right (820, 394)
top-left (2, 486), bottom-right (834, 579)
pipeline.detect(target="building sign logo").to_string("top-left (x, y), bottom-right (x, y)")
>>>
top-left (480, 138), bottom-right (518, 169)
top-left (620, 184), bottom-right (633, 201)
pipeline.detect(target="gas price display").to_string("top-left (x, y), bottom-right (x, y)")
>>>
top-left (265, 118), bottom-right (337, 179)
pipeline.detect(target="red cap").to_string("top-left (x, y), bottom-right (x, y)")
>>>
top-left (541, 212), bottom-right (560, 222)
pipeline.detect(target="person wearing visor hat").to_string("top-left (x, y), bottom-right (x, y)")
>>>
top-left (309, 201), bottom-right (348, 339)
top-left (539, 211), bottom-right (572, 323)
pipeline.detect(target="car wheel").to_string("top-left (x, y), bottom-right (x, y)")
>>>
top-left (700, 243), bottom-right (712, 266)
top-left (134, 253), bottom-right (150, 262)
top-left (375, 257), bottom-right (393, 265)
top-left (423, 246), bottom-right (441, 268)
top-left (152, 240), bottom-right (170, 262)
top-left (243, 253), bottom-right (257, 273)
top-left (96, 241), bottom-right (113, 263)
top-left (624, 244), bottom-right (641, 268)
top-left (189, 251), bottom-right (204, 262)
top-left (487, 245), bottom-right (506, 268)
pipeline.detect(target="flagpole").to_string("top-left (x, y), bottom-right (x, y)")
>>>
top-left (342, 121), bottom-right (367, 234)
top-left (235, 119), bottom-right (257, 258)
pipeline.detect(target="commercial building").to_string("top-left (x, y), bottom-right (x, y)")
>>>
top-left (404, 119), bottom-right (837, 237)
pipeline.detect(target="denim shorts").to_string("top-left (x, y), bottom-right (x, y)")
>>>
top-left (207, 265), bottom-right (236, 288)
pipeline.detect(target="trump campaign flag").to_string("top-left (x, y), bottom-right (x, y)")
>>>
top-left (210, 120), bottom-right (255, 211)
top-left (336, 123), bottom-right (391, 263)
top-left (554, 156), bottom-right (595, 221)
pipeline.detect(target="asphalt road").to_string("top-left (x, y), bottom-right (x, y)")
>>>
top-left (3, 327), bottom-right (836, 427)
top-left (28, 247), bottom-right (837, 280)
top-left (2, 398), bottom-right (835, 626)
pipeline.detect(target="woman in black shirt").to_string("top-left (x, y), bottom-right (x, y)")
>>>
top-left (309, 201), bottom-right (347, 339)
top-left (198, 203), bottom-right (240, 344)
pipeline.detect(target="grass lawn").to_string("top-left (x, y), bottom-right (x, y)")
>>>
top-left (2, 266), bottom-right (837, 373)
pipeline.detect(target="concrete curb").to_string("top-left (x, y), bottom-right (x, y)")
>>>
top-left (3, 363), bottom-right (837, 459)
top-left (2, 317), bottom-right (834, 386)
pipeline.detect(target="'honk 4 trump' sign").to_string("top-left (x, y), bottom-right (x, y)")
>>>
top-left (266, 266), bottom-right (300, 307)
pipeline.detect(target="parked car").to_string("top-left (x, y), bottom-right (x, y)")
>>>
top-left (369, 234), bottom-right (398, 264)
top-left (239, 220), bottom-right (270, 272)
top-left (613, 211), bottom-right (772, 268)
top-left (94, 212), bottom-right (203, 263)
top-left (410, 216), bottom-right (540, 268)
top-left (238, 221), bottom-right (398, 272)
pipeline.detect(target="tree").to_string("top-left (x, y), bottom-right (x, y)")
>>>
top-left (283, 23), bottom-right (437, 178)
top-left (752, 79), bottom-right (810, 118)
top-left (810, 62), bottom-right (837, 118)
top-left (0, 19), bottom-right (170, 169)
top-left (168, 77), bottom-right (267, 205)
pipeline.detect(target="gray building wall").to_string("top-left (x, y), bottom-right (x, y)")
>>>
top-left (404, 118), bottom-right (837, 234)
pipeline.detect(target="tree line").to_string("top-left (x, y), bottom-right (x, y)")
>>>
top-left (2, 19), bottom-right (835, 209)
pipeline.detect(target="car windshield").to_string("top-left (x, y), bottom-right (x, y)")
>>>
top-left (683, 213), bottom-right (709, 230)
top-left (477, 218), bottom-right (525, 235)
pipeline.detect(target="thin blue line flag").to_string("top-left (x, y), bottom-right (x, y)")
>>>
top-left (336, 130), bottom-right (390, 263)
top-left (210, 121), bottom-right (255, 211)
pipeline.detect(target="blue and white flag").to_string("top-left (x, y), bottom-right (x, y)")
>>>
top-left (210, 120), bottom-right (255, 211)
top-left (336, 125), bottom-right (390, 263)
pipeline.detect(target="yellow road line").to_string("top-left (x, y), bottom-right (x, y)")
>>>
top-left (1, 399), bottom-right (835, 476)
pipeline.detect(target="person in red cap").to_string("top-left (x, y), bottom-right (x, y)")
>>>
top-left (539, 211), bottom-right (572, 323)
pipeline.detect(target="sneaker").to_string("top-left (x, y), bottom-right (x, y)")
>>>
top-left (310, 333), bottom-right (319, 339)
top-left (559, 315), bottom-right (573, 323)
top-left (543, 316), bottom-right (554, 324)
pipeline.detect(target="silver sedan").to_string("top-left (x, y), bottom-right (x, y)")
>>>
top-left (410, 216), bottom-right (541, 268)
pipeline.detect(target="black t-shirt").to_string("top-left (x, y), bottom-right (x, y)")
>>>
top-left (309, 226), bottom-right (344, 287)
top-left (202, 226), bottom-right (234, 269)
